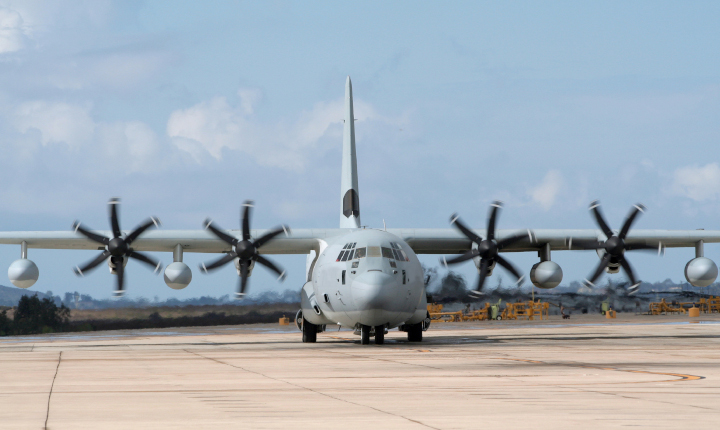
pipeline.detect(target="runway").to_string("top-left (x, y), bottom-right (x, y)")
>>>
top-left (2, 314), bottom-right (720, 429)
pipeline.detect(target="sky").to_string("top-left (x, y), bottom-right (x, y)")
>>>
top-left (0, 0), bottom-right (718, 300)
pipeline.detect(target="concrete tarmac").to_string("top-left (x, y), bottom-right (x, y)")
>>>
top-left (1, 314), bottom-right (720, 429)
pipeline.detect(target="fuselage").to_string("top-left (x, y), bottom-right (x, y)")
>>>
top-left (300, 229), bottom-right (427, 330)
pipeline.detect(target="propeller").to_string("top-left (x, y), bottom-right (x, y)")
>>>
top-left (571, 200), bottom-right (657, 293)
top-left (72, 198), bottom-right (162, 297)
top-left (200, 200), bottom-right (290, 299)
top-left (440, 201), bottom-right (530, 297)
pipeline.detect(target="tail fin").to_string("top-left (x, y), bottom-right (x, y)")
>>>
top-left (340, 76), bottom-right (361, 228)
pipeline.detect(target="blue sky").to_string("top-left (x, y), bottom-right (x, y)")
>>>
top-left (0, 0), bottom-right (718, 299)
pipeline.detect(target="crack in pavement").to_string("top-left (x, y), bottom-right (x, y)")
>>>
top-left (44, 351), bottom-right (62, 430)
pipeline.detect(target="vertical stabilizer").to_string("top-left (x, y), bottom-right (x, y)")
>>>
top-left (340, 76), bottom-right (361, 228)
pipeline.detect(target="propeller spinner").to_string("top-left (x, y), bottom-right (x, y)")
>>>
top-left (72, 198), bottom-right (162, 297)
top-left (200, 200), bottom-right (290, 299)
top-left (441, 201), bottom-right (530, 297)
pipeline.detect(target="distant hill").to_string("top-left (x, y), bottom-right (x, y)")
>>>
top-left (0, 285), bottom-right (49, 307)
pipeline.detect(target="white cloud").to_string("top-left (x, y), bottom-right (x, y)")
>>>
top-left (671, 163), bottom-right (720, 202)
top-left (14, 101), bottom-right (95, 147)
top-left (528, 170), bottom-right (564, 210)
top-left (11, 100), bottom-right (162, 173)
top-left (167, 90), bottom-right (382, 171)
top-left (0, 7), bottom-right (28, 53)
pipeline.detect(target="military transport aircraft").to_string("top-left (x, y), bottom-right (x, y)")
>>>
top-left (1, 77), bottom-right (719, 345)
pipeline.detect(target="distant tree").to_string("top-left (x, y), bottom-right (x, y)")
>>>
top-left (13, 295), bottom-right (70, 334)
top-left (0, 310), bottom-right (11, 335)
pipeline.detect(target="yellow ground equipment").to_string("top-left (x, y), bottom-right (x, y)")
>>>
top-left (649, 299), bottom-right (687, 315)
top-left (279, 316), bottom-right (290, 325)
top-left (500, 301), bottom-right (550, 321)
top-left (428, 301), bottom-right (550, 322)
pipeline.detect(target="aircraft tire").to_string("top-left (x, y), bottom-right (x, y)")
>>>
top-left (407, 322), bottom-right (423, 342)
top-left (374, 326), bottom-right (385, 345)
top-left (360, 325), bottom-right (371, 345)
top-left (302, 318), bottom-right (317, 343)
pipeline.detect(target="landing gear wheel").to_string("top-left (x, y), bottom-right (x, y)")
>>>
top-left (360, 325), bottom-right (371, 345)
top-left (496, 316), bottom-right (502, 321)
top-left (407, 322), bottom-right (423, 342)
top-left (374, 326), bottom-right (385, 345)
top-left (302, 318), bottom-right (317, 343)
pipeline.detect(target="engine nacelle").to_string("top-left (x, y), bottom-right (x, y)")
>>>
top-left (8, 258), bottom-right (39, 289)
top-left (164, 262), bottom-right (192, 290)
top-left (530, 261), bottom-right (563, 289)
top-left (596, 248), bottom-right (620, 273)
top-left (685, 257), bottom-right (718, 287)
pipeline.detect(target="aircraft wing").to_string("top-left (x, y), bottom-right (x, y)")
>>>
top-left (0, 229), bottom-right (333, 254)
top-left (389, 228), bottom-right (720, 254)
top-left (1, 228), bottom-right (718, 255)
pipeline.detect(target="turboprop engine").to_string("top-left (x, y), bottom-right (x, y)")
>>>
top-left (8, 258), bottom-right (39, 289)
top-left (530, 261), bottom-right (563, 289)
top-left (685, 257), bottom-right (718, 287)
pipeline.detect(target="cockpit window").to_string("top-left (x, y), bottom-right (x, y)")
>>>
top-left (381, 247), bottom-right (394, 259)
top-left (389, 242), bottom-right (409, 261)
top-left (367, 246), bottom-right (382, 257)
top-left (355, 247), bottom-right (366, 258)
top-left (337, 242), bottom-right (358, 261)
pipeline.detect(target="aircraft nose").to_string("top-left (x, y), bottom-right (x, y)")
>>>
top-left (351, 271), bottom-right (398, 311)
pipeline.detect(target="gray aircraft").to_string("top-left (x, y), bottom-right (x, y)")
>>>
top-left (1, 77), bottom-right (719, 345)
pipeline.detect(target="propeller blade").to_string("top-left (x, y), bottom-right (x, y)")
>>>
top-left (589, 200), bottom-right (614, 239)
top-left (74, 250), bottom-right (110, 276)
top-left (619, 204), bottom-right (645, 240)
top-left (115, 263), bottom-right (125, 297)
top-left (495, 255), bottom-right (523, 282)
top-left (255, 255), bottom-right (286, 281)
top-left (497, 232), bottom-right (531, 250)
top-left (253, 225), bottom-right (289, 249)
top-left (128, 251), bottom-right (162, 273)
top-left (109, 198), bottom-right (122, 238)
top-left (242, 200), bottom-right (253, 241)
top-left (200, 252), bottom-right (237, 273)
top-left (238, 260), bottom-right (250, 298)
top-left (442, 250), bottom-right (478, 266)
top-left (584, 253), bottom-right (611, 287)
top-left (619, 258), bottom-right (640, 288)
top-left (475, 258), bottom-right (490, 293)
top-left (486, 201), bottom-right (502, 241)
top-left (203, 219), bottom-right (238, 246)
top-left (125, 217), bottom-right (161, 245)
top-left (72, 221), bottom-right (109, 245)
top-left (450, 213), bottom-right (483, 243)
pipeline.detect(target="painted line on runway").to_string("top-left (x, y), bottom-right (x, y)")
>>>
top-left (495, 357), bottom-right (704, 383)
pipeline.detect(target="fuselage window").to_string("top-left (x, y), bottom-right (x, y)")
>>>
top-left (355, 247), bottom-right (366, 259)
top-left (367, 246), bottom-right (382, 257)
